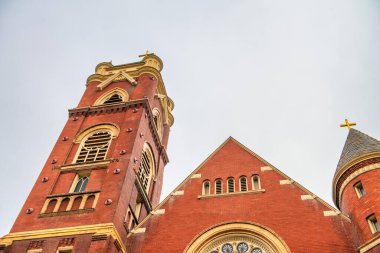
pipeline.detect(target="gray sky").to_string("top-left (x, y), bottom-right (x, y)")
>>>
top-left (0, 0), bottom-right (379, 235)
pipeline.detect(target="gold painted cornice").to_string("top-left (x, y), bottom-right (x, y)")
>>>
top-left (0, 223), bottom-right (126, 253)
top-left (86, 55), bottom-right (174, 127)
top-left (332, 152), bottom-right (380, 208)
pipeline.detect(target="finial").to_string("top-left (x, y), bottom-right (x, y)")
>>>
top-left (340, 118), bottom-right (357, 130)
top-left (139, 50), bottom-right (152, 58)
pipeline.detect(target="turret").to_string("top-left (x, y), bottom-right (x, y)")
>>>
top-left (333, 128), bottom-right (380, 252)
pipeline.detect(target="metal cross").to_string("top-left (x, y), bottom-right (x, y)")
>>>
top-left (340, 119), bottom-right (357, 129)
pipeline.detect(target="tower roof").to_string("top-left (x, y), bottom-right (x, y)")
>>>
top-left (336, 129), bottom-right (380, 173)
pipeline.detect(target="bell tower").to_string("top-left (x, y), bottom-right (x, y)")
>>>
top-left (0, 53), bottom-right (174, 253)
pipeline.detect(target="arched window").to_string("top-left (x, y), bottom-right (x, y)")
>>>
top-left (239, 176), bottom-right (247, 192)
top-left (73, 176), bottom-right (89, 192)
top-left (252, 175), bottom-right (261, 190)
top-left (203, 181), bottom-right (211, 195)
top-left (93, 88), bottom-right (129, 106)
top-left (215, 179), bottom-right (223, 194)
top-left (137, 143), bottom-right (155, 193)
top-left (152, 108), bottom-right (163, 139)
top-left (227, 178), bottom-right (235, 193)
top-left (75, 130), bottom-right (112, 163)
top-left (103, 93), bottom-right (123, 104)
top-left (184, 222), bottom-right (291, 253)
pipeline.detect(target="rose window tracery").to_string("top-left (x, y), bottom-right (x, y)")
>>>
top-left (209, 242), bottom-right (263, 253)
top-left (204, 236), bottom-right (273, 253)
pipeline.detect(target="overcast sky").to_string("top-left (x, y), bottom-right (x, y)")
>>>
top-left (0, 0), bottom-right (379, 235)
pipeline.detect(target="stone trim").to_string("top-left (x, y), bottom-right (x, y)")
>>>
top-left (260, 166), bottom-right (273, 171)
top-left (171, 190), bottom-right (184, 196)
top-left (323, 210), bottom-right (341, 216)
top-left (191, 174), bottom-right (202, 179)
top-left (151, 209), bottom-right (165, 215)
top-left (279, 179), bottom-right (293, 185)
top-left (300, 194), bottom-right (315, 200)
top-left (198, 189), bottom-right (265, 199)
top-left (358, 233), bottom-right (380, 252)
top-left (131, 228), bottom-right (146, 234)
top-left (334, 160), bottom-right (380, 208)
top-left (0, 223), bottom-right (126, 253)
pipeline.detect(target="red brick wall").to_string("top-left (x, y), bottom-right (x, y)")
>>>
top-left (341, 167), bottom-right (380, 248)
top-left (6, 71), bottom-right (169, 253)
top-left (127, 139), bottom-right (355, 252)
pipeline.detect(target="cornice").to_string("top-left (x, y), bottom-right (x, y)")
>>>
top-left (358, 233), bottom-right (380, 253)
top-left (332, 152), bottom-right (380, 208)
top-left (0, 223), bottom-right (126, 253)
top-left (86, 54), bottom-right (174, 127)
top-left (68, 99), bottom-right (169, 164)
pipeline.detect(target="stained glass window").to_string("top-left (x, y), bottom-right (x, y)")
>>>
top-left (237, 242), bottom-right (248, 253)
top-left (252, 248), bottom-right (263, 253)
top-left (73, 176), bottom-right (89, 192)
top-left (222, 243), bottom-right (233, 253)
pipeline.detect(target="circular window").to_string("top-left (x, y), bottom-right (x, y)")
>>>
top-left (237, 242), bottom-right (249, 253)
top-left (222, 243), bottom-right (233, 253)
top-left (252, 248), bottom-right (263, 253)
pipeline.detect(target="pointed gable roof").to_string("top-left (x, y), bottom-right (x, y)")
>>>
top-left (130, 137), bottom-right (349, 236)
top-left (126, 137), bottom-right (354, 252)
top-left (336, 129), bottom-right (380, 173)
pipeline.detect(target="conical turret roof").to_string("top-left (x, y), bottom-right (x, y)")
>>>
top-left (336, 129), bottom-right (380, 173)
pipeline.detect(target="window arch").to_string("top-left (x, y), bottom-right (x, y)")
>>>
top-left (227, 178), bottom-right (235, 193)
top-left (73, 176), bottom-right (89, 192)
top-left (152, 108), bottom-right (163, 139)
top-left (93, 87), bottom-right (129, 106)
top-left (184, 222), bottom-right (291, 253)
top-left (215, 179), bottom-right (223, 194)
top-left (137, 143), bottom-right (156, 193)
top-left (203, 181), bottom-right (211, 195)
top-left (73, 123), bottom-right (119, 164)
top-left (252, 175), bottom-right (261, 190)
top-left (240, 176), bottom-right (248, 192)
top-left (75, 131), bottom-right (112, 163)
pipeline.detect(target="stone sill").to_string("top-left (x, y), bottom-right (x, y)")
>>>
top-left (56, 160), bottom-right (115, 172)
top-left (47, 190), bottom-right (101, 198)
top-left (198, 189), bottom-right (265, 199)
top-left (38, 208), bottom-right (95, 218)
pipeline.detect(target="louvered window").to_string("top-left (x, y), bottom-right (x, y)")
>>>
top-left (76, 131), bottom-right (112, 163)
top-left (203, 181), bottom-right (210, 195)
top-left (215, 179), bottom-right (222, 194)
top-left (137, 150), bottom-right (152, 192)
top-left (253, 175), bottom-right (261, 190)
top-left (240, 176), bottom-right (247, 191)
top-left (153, 114), bottom-right (159, 129)
top-left (103, 94), bottom-right (123, 104)
top-left (228, 178), bottom-right (235, 193)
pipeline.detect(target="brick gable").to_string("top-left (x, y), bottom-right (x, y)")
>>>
top-left (127, 137), bottom-right (354, 252)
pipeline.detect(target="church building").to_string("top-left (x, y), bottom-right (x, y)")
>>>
top-left (0, 54), bottom-right (380, 253)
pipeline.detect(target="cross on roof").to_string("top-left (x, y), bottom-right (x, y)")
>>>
top-left (340, 119), bottom-right (357, 129)
top-left (139, 50), bottom-right (151, 58)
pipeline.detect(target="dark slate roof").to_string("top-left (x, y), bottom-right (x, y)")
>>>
top-left (336, 129), bottom-right (380, 173)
